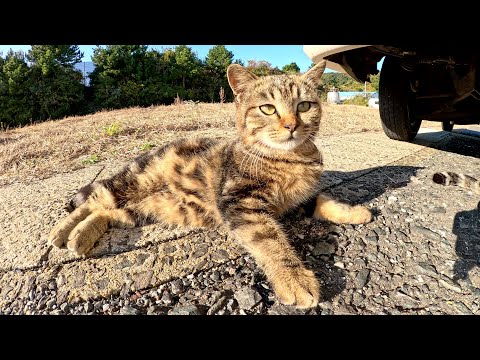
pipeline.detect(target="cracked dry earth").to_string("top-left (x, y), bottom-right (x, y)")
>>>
top-left (1, 128), bottom-right (479, 315)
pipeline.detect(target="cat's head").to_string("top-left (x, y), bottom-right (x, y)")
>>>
top-left (227, 61), bottom-right (326, 152)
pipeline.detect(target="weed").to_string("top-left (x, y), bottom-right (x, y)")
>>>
top-left (82, 154), bottom-right (99, 164)
top-left (105, 122), bottom-right (122, 136)
top-left (140, 142), bottom-right (155, 151)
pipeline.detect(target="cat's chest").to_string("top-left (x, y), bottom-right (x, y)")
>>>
top-left (273, 165), bottom-right (323, 210)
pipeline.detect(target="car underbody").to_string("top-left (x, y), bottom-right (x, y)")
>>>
top-left (325, 45), bottom-right (480, 125)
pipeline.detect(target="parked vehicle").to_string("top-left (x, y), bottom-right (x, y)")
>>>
top-left (304, 45), bottom-right (480, 141)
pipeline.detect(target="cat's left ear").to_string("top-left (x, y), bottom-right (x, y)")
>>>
top-left (300, 60), bottom-right (326, 87)
top-left (227, 64), bottom-right (258, 96)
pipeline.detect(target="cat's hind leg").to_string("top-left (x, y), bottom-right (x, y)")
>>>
top-left (66, 209), bottom-right (136, 255)
top-left (48, 205), bottom-right (92, 248)
top-left (313, 193), bottom-right (372, 224)
top-left (48, 183), bottom-right (136, 254)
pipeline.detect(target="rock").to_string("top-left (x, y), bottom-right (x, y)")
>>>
top-left (351, 292), bottom-right (365, 306)
top-left (169, 305), bottom-right (204, 315)
top-left (84, 302), bottom-right (94, 313)
top-left (454, 302), bottom-right (472, 314)
top-left (60, 303), bottom-right (69, 313)
top-left (328, 225), bottom-right (342, 235)
top-left (373, 227), bottom-right (387, 236)
top-left (46, 298), bottom-right (56, 310)
top-left (192, 244), bottom-right (209, 258)
top-left (234, 287), bottom-right (262, 310)
top-left (365, 230), bottom-right (379, 243)
top-left (210, 270), bottom-right (221, 282)
top-left (94, 301), bottom-right (103, 312)
top-left (102, 304), bottom-right (110, 312)
top-left (268, 303), bottom-right (307, 315)
top-left (164, 244), bottom-right (176, 254)
top-left (334, 262), bottom-right (345, 269)
top-left (432, 206), bottom-right (447, 214)
top-left (37, 299), bottom-right (47, 310)
top-left (120, 306), bottom-right (140, 315)
top-left (387, 196), bottom-right (398, 204)
top-left (355, 269), bottom-right (370, 288)
top-left (161, 291), bottom-right (174, 305)
top-left (28, 290), bottom-right (35, 301)
top-left (415, 262), bottom-right (438, 276)
top-left (207, 296), bottom-right (229, 315)
top-left (393, 291), bottom-right (420, 309)
top-left (439, 279), bottom-right (462, 293)
top-left (410, 224), bottom-right (442, 241)
top-left (312, 242), bottom-right (335, 256)
top-left (212, 249), bottom-right (230, 262)
top-left (170, 279), bottom-right (184, 295)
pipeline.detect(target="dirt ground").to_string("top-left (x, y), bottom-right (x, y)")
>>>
top-left (1, 103), bottom-right (479, 315)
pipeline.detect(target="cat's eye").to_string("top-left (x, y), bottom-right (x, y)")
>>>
top-left (260, 104), bottom-right (276, 115)
top-left (297, 101), bottom-right (311, 112)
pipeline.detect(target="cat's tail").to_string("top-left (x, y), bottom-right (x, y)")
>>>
top-left (432, 172), bottom-right (480, 194)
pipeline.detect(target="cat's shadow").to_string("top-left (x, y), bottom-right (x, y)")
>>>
top-left (451, 202), bottom-right (480, 285)
top-left (281, 164), bottom-right (423, 303)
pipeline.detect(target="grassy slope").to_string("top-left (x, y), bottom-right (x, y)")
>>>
top-left (0, 103), bottom-right (383, 186)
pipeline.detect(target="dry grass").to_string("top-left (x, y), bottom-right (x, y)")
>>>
top-left (0, 102), bottom-right (382, 186)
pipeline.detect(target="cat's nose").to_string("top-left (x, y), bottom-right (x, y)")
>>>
top-left (284, 123), bottom-right (297, 133)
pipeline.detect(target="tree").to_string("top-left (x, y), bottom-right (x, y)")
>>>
top-left (89, 45), bottom-right (149, 109)
top-left (27, 45), bottom-right (84, 119)
top-left (27, 45), bottom-right (83, 74)
top-left (368, 72), bottom-right (380, 92)
top-left (282, 62), bottom-right (300, 74)
top-left (205, 45), bottom-right (234, 72)
top-left (0, 50), bottom-right (34, 126)
top-left (246, 60), bottom-right (280, 76)
top-left (205, 45), bottom-right (234, 102)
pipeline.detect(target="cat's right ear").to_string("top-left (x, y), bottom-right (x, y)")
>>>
top-left (227, 64), bottom-right (258, 97)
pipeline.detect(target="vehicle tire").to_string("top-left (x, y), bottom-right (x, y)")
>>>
top-left (442, 121), bottom-right (454, 131)
top-left (379, 56), bottom-right (422, 141)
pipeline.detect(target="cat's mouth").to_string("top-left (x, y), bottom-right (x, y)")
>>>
top-left (261, 134), bottom-right (305, 151)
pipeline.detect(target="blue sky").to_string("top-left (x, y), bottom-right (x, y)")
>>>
top-left (0, 45), bottom-right (319, 72)
top-left (0, 45), bottom-right (383, 73)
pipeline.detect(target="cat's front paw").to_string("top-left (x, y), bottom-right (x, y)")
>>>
top-left (271, 267), bottom-right (320, 309)
top-left (48, 223), bottom-right (70, 248)
top-left (349, 205), bottom-right (372, 224)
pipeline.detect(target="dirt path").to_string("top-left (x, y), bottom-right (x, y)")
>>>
top-left (1, 127), bottom-right (479, 315)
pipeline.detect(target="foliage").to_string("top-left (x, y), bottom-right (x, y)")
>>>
top-left (104, 122), bottom-right (122, 136)
top-left (205, 45), bottom-right (234, 102)
top-left (0, 46), bottom-right (84, 127)
top-left (1, 45), bottom-right (381, 128)
top-left (343, 94), bottom-right (369, 106)
top-left (282, 62), bottom-right (300, 74)
top-left (82, 154), bottom-right (99, 164)
top-left (140, 142), bottom-right (155, 151)
top-left (246, 60), bottom-right (282, 76)
top-left (0, 50), bottom-right (34, 127)
top-left (322, 71), bottom-right (380, 92)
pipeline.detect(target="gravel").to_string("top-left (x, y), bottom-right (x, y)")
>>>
top-left (234, 287), bottom-right (262, 310)
top-left (3, 136), bottom-right (480, 315)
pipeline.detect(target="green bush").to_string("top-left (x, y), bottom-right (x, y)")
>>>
top-left (343, 94), bottom-right (369, 106)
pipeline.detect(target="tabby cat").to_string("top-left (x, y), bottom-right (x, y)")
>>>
top-left (433, 172), bottom-right (480, 194)
top-left (48, 61), bottom-right (372, 309)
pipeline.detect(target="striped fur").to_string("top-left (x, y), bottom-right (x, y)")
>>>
top-left (49, 61), bottom-right (372, 308)
top-left (432, 172), bottom-right (480, 194)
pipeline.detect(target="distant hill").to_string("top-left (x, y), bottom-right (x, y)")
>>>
top-left (74, 61), bottom-right (95, 86)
